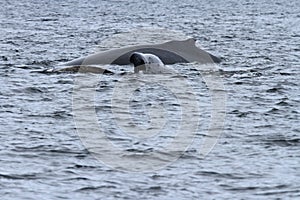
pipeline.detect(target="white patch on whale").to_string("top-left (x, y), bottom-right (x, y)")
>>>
top-left (129, 52), bottom-right (175, 74)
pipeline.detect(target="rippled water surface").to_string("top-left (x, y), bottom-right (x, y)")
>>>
top-left (1, 0), bottom-right (300, 199)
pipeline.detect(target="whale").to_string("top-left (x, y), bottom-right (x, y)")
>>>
top-left (63, 38), bottom-right (221, 67)
top-left (42, 38), bottom-right (221, 74)
top-left (130, 52), bottom-right (175, 74)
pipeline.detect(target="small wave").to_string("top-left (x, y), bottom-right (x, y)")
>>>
top-left (25, 60), bottom-right (54, 67)
top-left (221, 184), bottom-right (288, 192)
top-left (263, 138), bottom-right (300, 147)
top-left (0, 173), bottom-right (39, 180)
top-left (266, 87), bottom-right (283, 93)
top-left (75, 185), bottom-right (117, 192)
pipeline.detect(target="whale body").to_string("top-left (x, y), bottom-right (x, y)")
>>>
top-left (62, 38), bottom-right (221, 67)
top-left (39, 38), bottom-right (221, 74)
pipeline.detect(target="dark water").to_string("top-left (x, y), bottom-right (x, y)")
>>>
top-left (1, 0), bottom-right (300, 199)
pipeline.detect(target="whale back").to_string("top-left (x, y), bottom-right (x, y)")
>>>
top-left (112, 48), bottom-right (188, 65)
top-left (62, 38), bottom-right (221, 66)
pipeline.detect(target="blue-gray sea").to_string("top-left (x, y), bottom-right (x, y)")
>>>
top-left (1, 0), bottom-right (299, 199)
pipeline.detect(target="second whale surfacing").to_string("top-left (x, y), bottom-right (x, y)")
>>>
top-left (53, 38), bottom-right (221, 73)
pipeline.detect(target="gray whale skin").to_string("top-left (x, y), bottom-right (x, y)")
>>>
top-left (57, 38), bottom-right (221, 73)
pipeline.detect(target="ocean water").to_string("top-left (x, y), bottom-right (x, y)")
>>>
top-left (1, 0), bottom-right (300, 199)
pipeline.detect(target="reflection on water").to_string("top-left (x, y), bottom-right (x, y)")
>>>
top-left (73, 66), bottom-right (217, 171)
